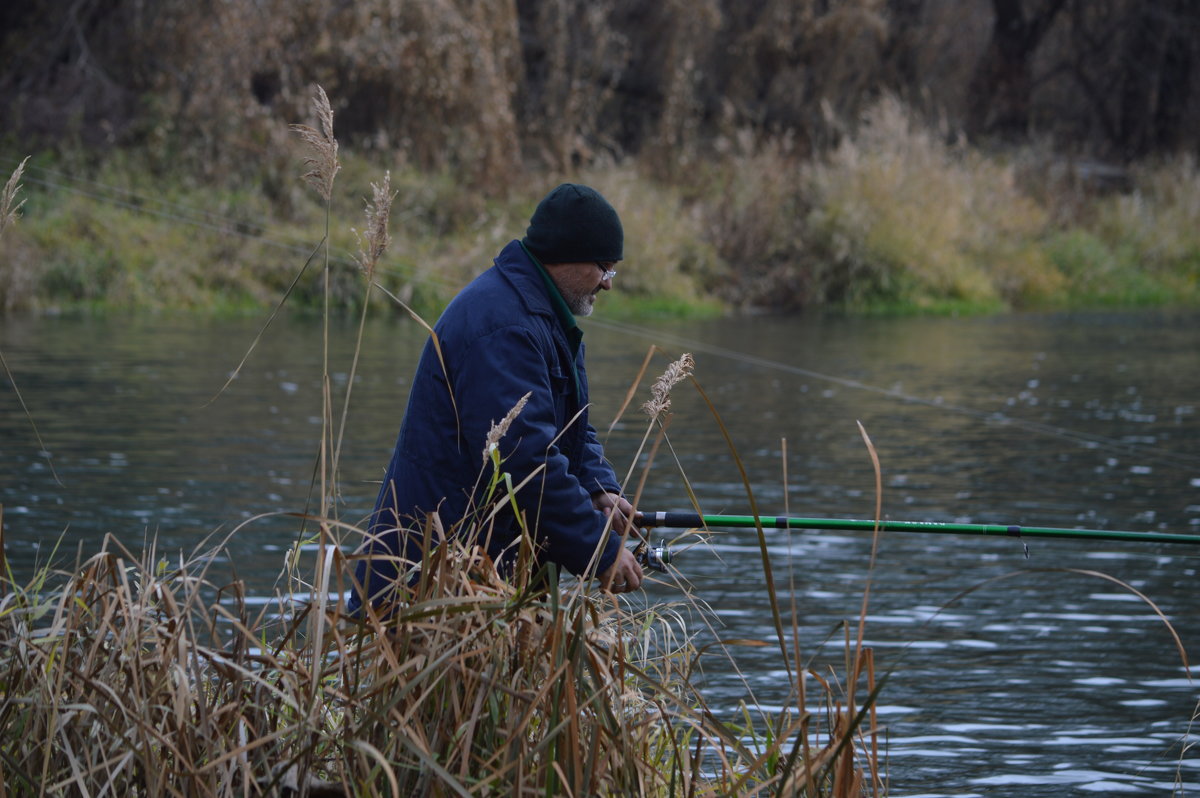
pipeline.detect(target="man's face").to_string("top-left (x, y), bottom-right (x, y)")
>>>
top-left (547, 261), bottom-right (616, 317)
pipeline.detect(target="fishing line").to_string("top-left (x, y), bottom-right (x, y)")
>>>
top-left (585, 317), bottom-right (1200, 472)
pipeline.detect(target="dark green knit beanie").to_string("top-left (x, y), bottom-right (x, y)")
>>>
top-left (521, 183), bottom-right (623, 264)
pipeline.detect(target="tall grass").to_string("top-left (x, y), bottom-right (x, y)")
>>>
top-left (0, 157), bottom-right (27, 240)
top-left (0, 515), bottom-right (883, 795)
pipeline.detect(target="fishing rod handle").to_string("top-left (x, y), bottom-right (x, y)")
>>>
top-left (638, 511), bottom-right (706, 529)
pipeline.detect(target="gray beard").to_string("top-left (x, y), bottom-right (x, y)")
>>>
top-left (565, 292), bottom-right (595, 316)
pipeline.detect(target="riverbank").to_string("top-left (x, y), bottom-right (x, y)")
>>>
top-left (3, 98), bottom-right (1198, 317)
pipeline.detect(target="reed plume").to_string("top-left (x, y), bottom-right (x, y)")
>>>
top-left (0, 157), bottom-right (28, 240)
top-left (484, 390), bottom-right (531, 460)
top-left (643, 352), bottom-right (694, 418)
top-left (291, 85), bottom-right (339, 201)
top-left (354, 171), bottom-right (394, 280)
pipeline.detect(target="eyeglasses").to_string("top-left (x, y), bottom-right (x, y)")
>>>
top-left (595, 262), bottom-right (617, 281)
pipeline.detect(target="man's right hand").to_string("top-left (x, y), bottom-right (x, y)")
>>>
top-left (600, 546), bottom-right (643, 594)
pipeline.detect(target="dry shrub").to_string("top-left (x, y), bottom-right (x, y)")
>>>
top-left (1018, 154), bottom-right (1200, 306)
top-left (518, 0), bottom-right (633, 173)
top-left (614, 0), bottom-right (892, 180)
top-left (304, 0), bottom-right (523, 186)
top-left (6, 0), bottom-right (1199, 201)
top-left (0, 531), bottom-right (630, 794)
top-left (1, 0), bottom-right (900, 190)
top-left (693, 133), bottom-right (811, 310)
top-left (801, 96), bottom-right (1058, 308)
top-left (0, 538), bottom-right (293, 795)
top-left (0, 0), bottom-right (524, 188)
top-left (618, 0), bottom-right (724, 179)
top-left (702, 0), bottom-right (889, 158)
top-left (112, 0), bottom-right (301, 181)
top-left (1102, 156), bottom-right (1200, 278)
top-left (591, 167), bottom-right (721, 302)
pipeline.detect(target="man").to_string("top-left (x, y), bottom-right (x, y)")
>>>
top-left (351, 183), bottom-right (644, 611)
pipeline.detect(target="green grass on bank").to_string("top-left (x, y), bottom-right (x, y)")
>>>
top-left (2, 98), bottom-right (1199, 318)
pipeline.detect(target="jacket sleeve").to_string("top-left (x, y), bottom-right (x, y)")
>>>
top-left (576, 422), bottom-right (621, 497)
top-left (452, 324), bottom-right (622, 576)
top-left (572, 350), bottom-right (622, 497)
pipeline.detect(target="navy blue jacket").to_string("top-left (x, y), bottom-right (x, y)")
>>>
top-left (353, 240), bottom-right (622, 607)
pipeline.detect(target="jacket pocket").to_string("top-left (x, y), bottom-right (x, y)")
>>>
top-left (547, 365), bottom-right (573, 427)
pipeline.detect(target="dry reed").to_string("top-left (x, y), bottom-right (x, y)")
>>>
top-left (484, 391), bottom-right (532, 461)
top-left (0, 157), bottom-right (28, 240)
top-left (0, 518), bottom-right (879, 795)
top-left (353, 172), bottom-right (395, 282)
top-left (642, 352), bottom-right (695, 419)
top-left (291, 86), bottom-right (340, 204)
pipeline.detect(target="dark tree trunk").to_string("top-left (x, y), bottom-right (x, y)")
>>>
top-left (966, 0), bottom-right (1068, 140)
top-left (1151, 4), bottom-right (1198, 153)
top-left (1115, 3), bottom-right (1169, 158)
top-left (881, 0), bottom-right (926, 97)
top-left (1107, 0), bottom-right (1200, 159)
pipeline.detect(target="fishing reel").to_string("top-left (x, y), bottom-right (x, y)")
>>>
top-left (633, 540), bottom-right (673, 573)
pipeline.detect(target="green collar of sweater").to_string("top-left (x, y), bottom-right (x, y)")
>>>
top-left (520, 241), bottom-right (585, 400)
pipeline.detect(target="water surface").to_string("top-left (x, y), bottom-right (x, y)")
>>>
top-left (2, 310), bottom-right (1197, 796)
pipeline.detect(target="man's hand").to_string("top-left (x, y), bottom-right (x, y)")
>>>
top-left (593, 491), bottom-right (635, 535)
top-left (599, 546), bottom-right (643, 594)
top-left (594, 492), bottom-right (641, 593)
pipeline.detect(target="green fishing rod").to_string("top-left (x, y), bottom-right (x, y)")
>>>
top-left (634, 511), bottom-right (1200, 549)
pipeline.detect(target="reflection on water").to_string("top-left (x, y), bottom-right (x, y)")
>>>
top-left (2, 310), bottom-right (1198, 796)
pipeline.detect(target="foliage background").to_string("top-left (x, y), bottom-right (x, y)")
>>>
top-left (1, 0), bottom-right (1199, 313)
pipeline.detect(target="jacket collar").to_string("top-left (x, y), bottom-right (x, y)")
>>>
top-left (494, 239), bottom-right (550, 314)
top-left (497, 240), bottom-right (584, 354)
top-left (497, 239), bottom-right (586, 403)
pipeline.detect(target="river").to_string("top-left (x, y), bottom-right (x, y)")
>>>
top-left (2, 309), bottom-right (1198, 796)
